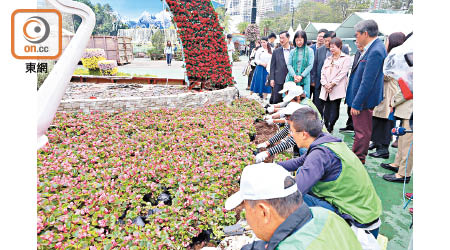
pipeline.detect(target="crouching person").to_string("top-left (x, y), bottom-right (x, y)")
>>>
top-left (278, 107), bottom-right (382, 237)
top-left (225, 163), bottom-right (363, 250)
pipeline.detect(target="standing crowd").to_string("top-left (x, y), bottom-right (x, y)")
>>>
top-left (226, 19), bottom-right (413, 249)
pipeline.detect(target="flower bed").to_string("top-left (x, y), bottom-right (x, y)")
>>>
top-left (98, 60), bottom-right (119, 76)
top-left (166, 0), bottom-right (234, 89)
top-left (37, 99), bottom-right (264, 249)
top-left (81, 48), bottom-right (107, 75)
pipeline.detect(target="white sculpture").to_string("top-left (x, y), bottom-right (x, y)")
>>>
top-left (37, 0), bottom-right (95, 149)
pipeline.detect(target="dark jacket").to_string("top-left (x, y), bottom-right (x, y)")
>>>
top-left (344, 50), bottom-right (361, 105)
top-left (277, 133), bottom-right (342, 194)
top-left (311, 45), bottom-right (349, 85)
top-left (240, 203), bottom-right (312, 250)
top-left (269, 46), bottom-right (291, 85)
top-left (346, 38), bottom-right (387, 110)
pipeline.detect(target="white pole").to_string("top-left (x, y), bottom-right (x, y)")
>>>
top-left (37, 0), bottom-right (96, 150)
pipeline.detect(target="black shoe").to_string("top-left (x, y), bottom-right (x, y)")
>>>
top-left (383, 173), bottom-right (410, 183)
top-left (339, 126), bottom-right (354, 133)
top-left (380, 163), bottom-right (399, 172)
top-left (369, 149), bottom-right (389, 159)
top-left (368, 142), bottom-right (377, 150)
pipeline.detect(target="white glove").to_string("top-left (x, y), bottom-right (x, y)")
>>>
top-left (264, 115), bottom-right (272, 120)
top-left (255, 151), bottom-right (269, 163)
top-left (256, 141), bottom-right (269, 149)
top-left (266, 119), bottom-right (274, 125)
top-left (267, 105), bottom-right (275, 113)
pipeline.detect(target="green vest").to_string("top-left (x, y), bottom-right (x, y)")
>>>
top-left (276, 207), bottom-right (362, 250)
top-left (311, 142), bottom-right (382, 224)
top-left (301, 98), bottom-right (328, 133)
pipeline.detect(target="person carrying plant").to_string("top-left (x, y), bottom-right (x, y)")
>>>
top-left (277, 107), bottom-right (382, 238)
top-left (225, 163), bottom-right (363, 250)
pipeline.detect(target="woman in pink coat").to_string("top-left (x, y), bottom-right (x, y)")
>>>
top-left (319, 37), bottom-right (352, 133)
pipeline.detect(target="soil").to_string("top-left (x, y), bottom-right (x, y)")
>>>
top-left (253, 121), bottom-right (280, 163)
top-left (192, 241), bottom-right (216, 250)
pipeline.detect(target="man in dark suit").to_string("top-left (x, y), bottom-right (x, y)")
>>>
top-left (310, 28), bottom-right (328, 54)
top-left (269, 31), bottom-right (292, 104)
top-left (339, 40), bottom-right (364, 133)
top-left (310, 31), bottom-right (349, 116)
top-left (346, 20), bottom-right (387, 164)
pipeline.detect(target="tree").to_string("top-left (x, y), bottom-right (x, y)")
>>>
top-left (328, 0), bottom-right (371, 21)
top-left (237, 22), bottom-right (249, 34)
top-left (259, 19), bottom-right (275, 36)
top-left (215, 7), bottom-right (231, 34)
top-left (382, 0), bottom-right (413, 11)
top-left (73, 0), bottom-right (119, 35)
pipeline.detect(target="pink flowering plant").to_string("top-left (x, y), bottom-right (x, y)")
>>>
top-left (245, 24), bottom-right (260, 42)
top-left (81, 48), bottom-right (107, 75)
top-left (37, 99), bottom-right (264, 249)
top-left (98, 60), bottom-right (118, 76)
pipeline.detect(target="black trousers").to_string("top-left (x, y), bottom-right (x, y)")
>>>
top-left (313, 86), bottom-right (324, 117)
top-left (323, 97), bottom-right (341, 132)
top-left (247, 66), bottom-right (256, 88)
top-left (270, 83), bottom-right (284, 104)
top-left (371, 117), bottom-right (395, 148)
top-left (345, 105), bottom-right (353, 129)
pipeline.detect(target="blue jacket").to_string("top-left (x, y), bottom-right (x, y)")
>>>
top-left (277, 133), bottom-right (342, 195)
top-left (346, 38), bottom-right (387, 110)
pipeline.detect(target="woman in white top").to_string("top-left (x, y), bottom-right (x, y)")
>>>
top-left (250, 37), bottom-right (272, 100)
top-left (164, 41), bottom-right (174, 66)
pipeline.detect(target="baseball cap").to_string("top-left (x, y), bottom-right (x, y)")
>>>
top-left (225, 163), bottom-right (298, 210)
top-left (280, 102), bottom-right (306, 117)
top-left (283, 85), bottom-right (304, 103)
top-left (278, 81), bottom-right (296, 94)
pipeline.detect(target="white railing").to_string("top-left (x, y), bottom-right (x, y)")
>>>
top-left (37, 0), bottom-right (95, 149)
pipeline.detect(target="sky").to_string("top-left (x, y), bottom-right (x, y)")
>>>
top-left (90, 0), bottom-right (164, 19)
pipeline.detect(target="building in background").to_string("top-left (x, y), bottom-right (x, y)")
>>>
top-left (225, 0), bottom-right (300, 33)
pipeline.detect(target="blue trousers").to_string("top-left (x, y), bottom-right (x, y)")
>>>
top-left (166, 53), bottom-right (173, 65)
top-left (303, 193), bottom-right (379, 238)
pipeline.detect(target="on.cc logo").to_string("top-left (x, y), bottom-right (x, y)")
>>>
top-left (23, 16), bottom-right (50, 44)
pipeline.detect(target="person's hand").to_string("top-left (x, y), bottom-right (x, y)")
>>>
top-left (255, 151), bottom-right (269, 163)
top-left (266, 118), bottom-right (274, 125)
top-left (350, 108), bottom-right (360, 116)
top-left (311, 82), bottom-right (316, 87)
top-left (270, 80), bottom-right (275, 88)
top-left (267, 105), bottom-right (275, 113)
top-left (256, 141), bottom-right (269, 149)
top-left (264, 115), bottom-right (272, 120)
top-left (261, 63), bottom-right (267, 68)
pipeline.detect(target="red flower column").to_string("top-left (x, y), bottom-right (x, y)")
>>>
top-left (165, 0), bottom-right (234, 89)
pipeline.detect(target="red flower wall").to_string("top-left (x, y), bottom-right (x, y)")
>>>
top-left (165, 0), bottom-right (234, 89)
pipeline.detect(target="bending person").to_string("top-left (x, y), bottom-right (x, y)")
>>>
top-left (277, 107), bottom-right (382, 237)
top-left (225, 163), bottom-right (363, 249)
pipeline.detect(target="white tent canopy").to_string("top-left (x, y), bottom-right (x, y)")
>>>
top-left (304, 22), bottom-right (340, 41)
top-left (288, 26), bottom-right (294, 39)
top-left (305, 22), bottom-right (340, 32)
top-left (295, 23), bottom-right (302, 32)
top-left (336, 12), bottom-right (413, 39)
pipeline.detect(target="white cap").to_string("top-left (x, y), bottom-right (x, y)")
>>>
top-left (283, 85), bottom-right (304, 103)
top-left (278, 81), bottom-right (296, 94)
top-left (280, 102), bottom-right (307, 116)
top-left (225, 163), bottom-right (298, 210)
